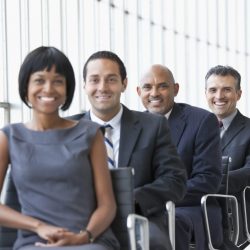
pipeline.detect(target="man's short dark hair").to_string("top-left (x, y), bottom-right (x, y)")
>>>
top-left (83, 51), bottom-right (127, 81)
top-left (205, 65), bottom-right (241, 90)
top-left (18, 46), bottom-right (75, 110)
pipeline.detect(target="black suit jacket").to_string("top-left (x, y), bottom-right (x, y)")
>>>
top-left (70, 105), bottom-right (187, 216)
top-left (168, 103), bottom-right (222, 206)
top-left (221, 110), bottom-right (250, 194)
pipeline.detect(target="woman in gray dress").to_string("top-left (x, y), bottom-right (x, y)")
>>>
top-left (0, 46), bottom-right (119, 250)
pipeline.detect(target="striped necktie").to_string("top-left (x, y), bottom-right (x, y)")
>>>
top-left (103, 124), bottom-right (115, 169)
top-left (218, 120), bottom-right (224, 138)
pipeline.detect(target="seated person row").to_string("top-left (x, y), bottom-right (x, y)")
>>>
top-left (137, 64), bottom-right (223, 250)
top-left (205, 65), bottom-right (250, 248)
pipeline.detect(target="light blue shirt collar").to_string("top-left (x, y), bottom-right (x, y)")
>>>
top-left (221, 109), bottom-right (238, 130)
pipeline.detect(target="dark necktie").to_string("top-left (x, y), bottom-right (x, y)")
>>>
top-left (219, 120), bottom-right (223, 128)
top-left (102, 124), bottom-right (115, 169)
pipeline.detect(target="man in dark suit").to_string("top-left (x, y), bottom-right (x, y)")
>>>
top-left (137, 64), bottom-right (222, 249)
top-left (205, 65), bottom-right (250, 248)
top-left (70, 51), bottom-right (187, 250)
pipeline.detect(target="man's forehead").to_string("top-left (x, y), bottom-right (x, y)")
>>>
top-left (140, 72), bottom-right (155, 82)
top-left (207, 75), bottom-right (236, 85)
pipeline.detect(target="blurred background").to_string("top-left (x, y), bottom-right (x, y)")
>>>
top-left (0, 0), bottom-right (249, 127)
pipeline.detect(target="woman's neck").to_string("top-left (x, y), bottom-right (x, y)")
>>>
top-left (26, 113), bottom-right (66, 131)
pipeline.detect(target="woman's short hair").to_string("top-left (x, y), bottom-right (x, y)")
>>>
top-left (18, 46), bottom-right (75, 111)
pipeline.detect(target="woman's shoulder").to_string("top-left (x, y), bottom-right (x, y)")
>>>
top-left (1, 123), bottom-right (23, 136)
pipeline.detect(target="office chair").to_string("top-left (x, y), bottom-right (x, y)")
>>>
top-left (110, 167), bottom-right (149, 250)
top-left (238, 185), bottom-right (250, 248)
top-left (127, 214), bottom-right (149, 250)
top-left (166, 201), bottom-right (175, 250)
top-left (0, 168), bottom-right (19, 250)
top-left (201, 156), bottom-right (240, 250)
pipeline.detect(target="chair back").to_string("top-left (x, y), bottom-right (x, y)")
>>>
top-left (221, 155), bottom-right (232, 195)
top-left (220, 156), bottom-right (240, 244)
top-left (110, 167), bottom-right (134, 250)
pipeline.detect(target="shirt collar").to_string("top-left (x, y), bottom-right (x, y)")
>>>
top-left (90, 105), bottom-right (123, 128)
top-left (165, 108), bottom-right (173, 119)
top-left (221, 109), bottom-right (238, 130)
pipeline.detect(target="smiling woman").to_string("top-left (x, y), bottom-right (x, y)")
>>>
top-left (0, 46), bottom-right (119, 250)
top-left (26, 67), bottom-right (67, 121)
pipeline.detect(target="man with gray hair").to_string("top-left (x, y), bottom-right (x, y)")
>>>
top-left (205, 65), bottom-right (250, 248)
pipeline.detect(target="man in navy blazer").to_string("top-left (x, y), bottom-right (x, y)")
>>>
top-left (70, 51), bottom-right (187, 250)
top-left (205, 65), bottom-right (250, 248)
top-left (137, 64), bottom-right (222, 249)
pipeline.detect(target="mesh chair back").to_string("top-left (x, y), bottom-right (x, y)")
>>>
top-left (110, 167), bottom-right (134, 250)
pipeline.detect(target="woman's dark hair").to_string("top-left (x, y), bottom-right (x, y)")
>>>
top-left (83, 50), bottom-right (127, 82)
top-left (18, 46), bottom-right (75, 110)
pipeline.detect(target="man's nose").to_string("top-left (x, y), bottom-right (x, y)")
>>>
top-left (215, 90), bottom-right (224, 99)
top-left (98, 80), bottom-right (108, 91)
top-left (151, 86), bottom-right (159, 96)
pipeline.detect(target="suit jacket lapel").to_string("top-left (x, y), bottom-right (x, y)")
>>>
top-left (83, 111), bottom-right (91, 120)
top-left (82, 108), bottom-right (141, 167)
top-left (168, 104), bottom-right (186, 147)
top-left (221, 111), bottom-right (245, 150)
top-left (118, 106), bottom-right (142, 167)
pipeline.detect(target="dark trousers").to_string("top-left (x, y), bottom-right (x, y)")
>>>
top-left (149, 214), bottom-right (172, 250)
top-left (175, 205), bottom-right (223, 250)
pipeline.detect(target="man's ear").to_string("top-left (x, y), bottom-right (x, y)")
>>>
top-left (121, 78), bottom-right (128, 92)
top-left (137, 86), bottom-right (141, 96)
top-left (236, 89), bottom-right (242, 101)
top-left (174, 83), bottom-right (180, 97)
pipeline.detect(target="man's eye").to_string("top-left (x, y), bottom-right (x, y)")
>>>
top-left (142, 85), bottom-right (151, 90)
top-left (159, 84), bottom-right (168, 89)
top-left (209, 89), bottom-right (216, 93)
top-left (224, 88), bottom-right (232, 92)
top-left (89, 79), bottom-right (98, 83)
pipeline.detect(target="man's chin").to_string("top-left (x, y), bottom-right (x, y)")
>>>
top-left (149, 108), bottom-right (164, 115)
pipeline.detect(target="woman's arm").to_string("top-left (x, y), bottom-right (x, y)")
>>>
top-left (85, 129), bottom-right (117, 240)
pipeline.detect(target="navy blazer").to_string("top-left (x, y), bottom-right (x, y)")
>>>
top-left (168, 103), bottom-right (222, 206)
top-left (70, 105), bottom-right (187, 216)
top-left (221, 110), bottom-right (250, 194)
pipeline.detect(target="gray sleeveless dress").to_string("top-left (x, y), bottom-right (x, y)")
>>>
top-left (2, 118), bottom-right (120, 250)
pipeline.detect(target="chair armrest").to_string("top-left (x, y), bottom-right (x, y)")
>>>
top-left (166, 201), bottom-right (175, 250)
top-left (242, 186), bottom-right (250, 242)
top-left (201, 194), bottom-right (239, 250)
top-left (127, 214), bottom-right (149, 250)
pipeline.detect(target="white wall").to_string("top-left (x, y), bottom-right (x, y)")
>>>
top-left (1, 0), bottom-right (249, 126)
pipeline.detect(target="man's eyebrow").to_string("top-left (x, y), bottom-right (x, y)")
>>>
top-left (106, 74), bottom-right (119, 77)
top-left (88, 74), bottom-right (99, 77)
